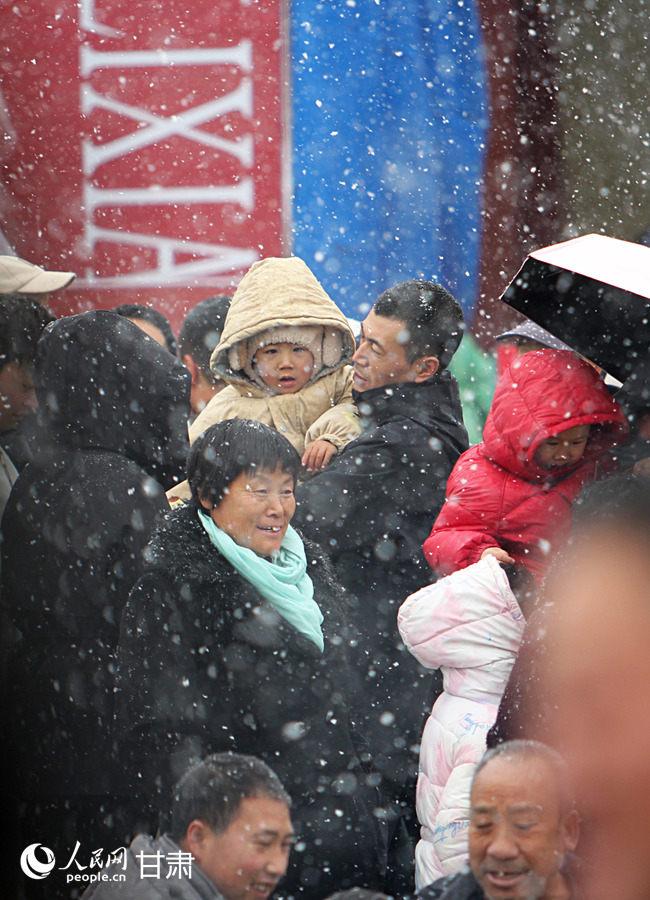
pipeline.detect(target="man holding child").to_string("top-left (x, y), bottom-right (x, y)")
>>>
top-left (294, 279), bottom-right (469, 885)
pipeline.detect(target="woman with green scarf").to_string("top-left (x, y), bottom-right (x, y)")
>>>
top-left (114, 419), bottom-right (383, 899)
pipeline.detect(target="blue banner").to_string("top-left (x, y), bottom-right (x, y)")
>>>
top-left (290, 0), bottom-right (488, 319)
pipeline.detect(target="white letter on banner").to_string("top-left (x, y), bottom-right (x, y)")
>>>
top-left (81, 226), bottom-right (259, 286)
top-left (79, 43), bottom-right (253, 77)
top-left (78, 0), bottom-right (123, 38)
top-left (83, 180), bottom-right (254, 211)
top-left (81, 79), bottom-right (253, 174)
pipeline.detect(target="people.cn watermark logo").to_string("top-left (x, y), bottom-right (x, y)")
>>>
top-left (19, 842), bottom-right (129, 885)
top-left (17, 841), bottom-right (192, 885)
top-left (20, 844), bottom-right (56, 880)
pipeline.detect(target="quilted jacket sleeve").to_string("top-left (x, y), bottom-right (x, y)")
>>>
top-left (398, 555), bottom-right (525, 674)
top-left (432, 760), bottom-right (475, 876)
top-left (304, 366), bottom-right (362, 451)
top-left (423, 451), bottom-right (505, 576)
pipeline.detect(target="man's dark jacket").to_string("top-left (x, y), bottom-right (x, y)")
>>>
top-left (418, 870), bottom-right (483, 900)
top-left (294, 373), bottom-right (468, 795)
top-left (417, 860), bottom-right (583, 900)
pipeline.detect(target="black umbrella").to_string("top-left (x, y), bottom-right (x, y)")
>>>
top-left (500, 233), bottom-right (650, 383)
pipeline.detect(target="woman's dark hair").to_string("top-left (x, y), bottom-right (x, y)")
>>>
top-left (113, 303), bottom-right (177, 355)
top-left (187, 418), bottom-right (301, 507)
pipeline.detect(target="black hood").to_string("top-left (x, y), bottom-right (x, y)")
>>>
top-left (615, 346), bottom-right (650, 419)
top-left (35, 310), bottom-right (190, 483)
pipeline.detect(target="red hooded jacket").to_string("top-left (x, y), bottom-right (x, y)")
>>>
top-left (424, 350), bottom-right (629, 581)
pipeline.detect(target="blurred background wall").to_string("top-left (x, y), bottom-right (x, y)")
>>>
top-left (1, 0), bottom-right (648, 342)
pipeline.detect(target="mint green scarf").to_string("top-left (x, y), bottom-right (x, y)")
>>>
top-left (198, 510), bottom-right (324, 651)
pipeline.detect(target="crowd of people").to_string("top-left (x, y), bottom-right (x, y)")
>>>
top-left (1, 248), bottom-right (649, 900)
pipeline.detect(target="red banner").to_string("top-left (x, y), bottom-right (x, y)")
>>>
top-left (0, 0), bottom-right (288, 327)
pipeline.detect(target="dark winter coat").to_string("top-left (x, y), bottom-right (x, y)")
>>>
top-left (113, 503), bottom-right (384, 900)
top-left (293, 374), bottom-right (469, 799)
top-left (417, 860), bottom-right (584, 900)
top-left (485, 602), bottom-right (553, 748)
top-left (425, 350), bottom-right (629, 582)
top-left (417, 870), bottom-right (484, 900)
top-left (0, 310), bottom-right (190, 801)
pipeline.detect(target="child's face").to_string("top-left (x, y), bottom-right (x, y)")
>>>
top-left (534, 424), bottom-right (591, 469)
top-left (253, 343), bottom-right (315, 394)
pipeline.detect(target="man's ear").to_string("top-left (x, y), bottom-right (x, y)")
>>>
top-left (561, 807), bottom-right (580, 853)
top-left (198, 494), bottom-right (212, 512)
top-left (413, 355), bottom-right (439, 382)
top-left (184, 819), bottom-right (208, 860)
top-left (183, 353), bottom-right (200, 386)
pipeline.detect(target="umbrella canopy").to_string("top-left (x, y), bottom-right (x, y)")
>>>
top-left (500, 234), bottom-right (650, 382)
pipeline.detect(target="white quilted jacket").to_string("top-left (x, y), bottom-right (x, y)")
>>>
top-left (397, 556), bottom-right (525, 888)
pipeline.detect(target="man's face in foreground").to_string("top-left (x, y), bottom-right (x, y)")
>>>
top-left (546, 524), bottom-right (650, 900)
top-left (469, 755), bottom-right (578, 900)
top-left (191, 796), bottom-right (293, 900)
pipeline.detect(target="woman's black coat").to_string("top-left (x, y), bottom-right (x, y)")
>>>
top-left (114, 504), bottom-right (384, 899)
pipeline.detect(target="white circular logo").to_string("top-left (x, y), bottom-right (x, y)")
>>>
top-left (20, 844), bottom-right (56, 880)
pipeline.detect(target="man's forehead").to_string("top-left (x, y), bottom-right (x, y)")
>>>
top-left (239, 822), bottom-right (294, 836)
top-left (362, 310), bottom-right (409, 343)
top-left (16, 361), bottom-right (34, 380)
top-left (471, 755), bottom-right (558, 803)
top-left (231, 796), bottom-right (293, 834)
top-left (0, 359), bottom-right (34, 383)
top-left (471, 799), bottom-right (544, 814)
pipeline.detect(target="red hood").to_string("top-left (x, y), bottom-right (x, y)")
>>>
top-left (483, 349), bottom-right (629, 481)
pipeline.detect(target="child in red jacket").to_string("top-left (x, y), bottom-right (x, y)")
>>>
top-left (424, 349), bottom-right (629, 584)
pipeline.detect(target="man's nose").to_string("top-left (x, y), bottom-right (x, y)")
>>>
top-left (265, 846), bottom-right (290, 877)
top-left (352, 341), bottom-right (367, 365)
top-left (24, 391), bottom-right (38, 411)
top-left (486, 824), bottom-right (519, 859)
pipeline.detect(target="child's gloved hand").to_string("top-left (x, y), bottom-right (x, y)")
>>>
top-left (481, 546), bottom-right (516, 566)
top-left (302, 439), bottom-right (337, 472)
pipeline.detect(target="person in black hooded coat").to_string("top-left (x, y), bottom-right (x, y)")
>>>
top-left (0, 310), bottom-right (190, 890)
top-left (113, 419), bottom-right (384, 900)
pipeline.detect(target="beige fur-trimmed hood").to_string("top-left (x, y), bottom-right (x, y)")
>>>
top-left (209, 256), bottom-right (355, 389)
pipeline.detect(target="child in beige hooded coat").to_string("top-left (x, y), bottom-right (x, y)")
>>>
top-left (188, 256), bottom-right (360, 471)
